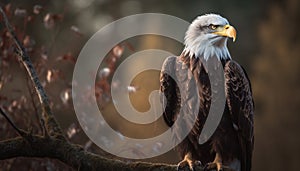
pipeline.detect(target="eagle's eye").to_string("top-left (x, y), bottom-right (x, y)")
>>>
top-left (209, 24), bottom-right (217, 30)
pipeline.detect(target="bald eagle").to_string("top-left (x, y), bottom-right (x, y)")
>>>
top-left (160, 14), bottom-right (254, 171)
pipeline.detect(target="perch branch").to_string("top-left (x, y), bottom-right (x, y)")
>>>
top-left (0, 135), bottom-right (227, 171)
top-left (0, 7), bottom-right (63, 137)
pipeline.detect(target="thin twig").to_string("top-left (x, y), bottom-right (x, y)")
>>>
top-left (40, 118), bottom-right (50, 138)
top-left (0, 107), bottom-right (26, 137)
top-left (26, 76), bottom-right (42, 131)
top-left (0, 7), bottom-right (64, 137)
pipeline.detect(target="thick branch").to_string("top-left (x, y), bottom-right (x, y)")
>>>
top-left (0, 135), bottom-right (235, 171)
top-left (0, 7), bottom-right (63, 136)
top-left (0, 136), bottom-right (181, 171)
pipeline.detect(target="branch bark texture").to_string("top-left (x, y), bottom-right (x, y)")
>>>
top-left (0, 135), bottom-right (183, 171)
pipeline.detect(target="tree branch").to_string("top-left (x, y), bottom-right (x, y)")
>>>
top-left (0, 7), bottom-right (63, 137)
top-left (0, 132), bottom-right (234, 171)
top-left (0, 107), bottom-right (27, 137)
top-left (0, 135), bottom-right (207, 171)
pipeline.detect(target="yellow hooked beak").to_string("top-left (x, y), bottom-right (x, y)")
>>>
top-left (213, 24), bottom-right (237, 42)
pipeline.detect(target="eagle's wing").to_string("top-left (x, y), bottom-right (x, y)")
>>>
top-left (160, 56), bottom-right (181, 127)
top-left (160, 56), bottom-right (207, 156)
top-left (224, 60), bottom-right (254, 171)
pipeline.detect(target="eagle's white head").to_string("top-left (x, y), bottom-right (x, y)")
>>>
top-left (183, 14), bottom-right (236, 61)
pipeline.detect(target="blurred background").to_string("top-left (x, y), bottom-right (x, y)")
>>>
top-left (0, 0), bottom-right (299, 170)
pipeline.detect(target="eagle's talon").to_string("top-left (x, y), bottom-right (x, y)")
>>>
top-left (194, 160), bottom-right (202, 166)
top-left (177, 159), bottom-right (194, 171)
top-left (193, 160), bottom-right (204, 170)
top-left (177, 159), bottom-right (204, 171)
top-left (204, 162), bottom-right (222, 171)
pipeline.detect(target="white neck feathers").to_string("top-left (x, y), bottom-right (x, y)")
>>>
top-left (183, 37), bottom-right (231, 61)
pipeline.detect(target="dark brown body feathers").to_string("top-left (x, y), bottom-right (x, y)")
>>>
top-left (160, 54), bottom-right (254, 171)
